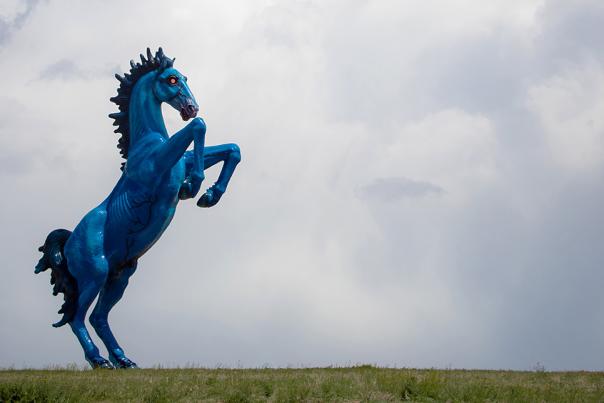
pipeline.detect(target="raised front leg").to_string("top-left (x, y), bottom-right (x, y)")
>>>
top-left (153, 117), bottom-right (206, 197)
top-left (180, 144), bottom-right (241, 207)
top-left (198, 143), bottom-right (241, 207)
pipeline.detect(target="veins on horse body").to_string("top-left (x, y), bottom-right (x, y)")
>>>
top-left (126, 191), bottom-right (155, 233)
top-left (107, 189), bottom-right (156, 234)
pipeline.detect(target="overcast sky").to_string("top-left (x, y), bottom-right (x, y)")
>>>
top-left (1, 0), bottom-right (603, 371)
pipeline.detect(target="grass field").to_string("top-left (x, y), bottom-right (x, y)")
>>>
top-left (1, 366), bottom-right (603, 402)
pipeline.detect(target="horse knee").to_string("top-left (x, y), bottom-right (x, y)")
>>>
top-left (191, 117), bottom-right (207, 134)
top-left (75, 265), bottom-right (107, 298)
top-left (89, 312), bottom-right (107, 331)
top-left (91, 264), bottom-right (109, 282)
top-left (70, 260), bottom-right (107, 321)
top-left (69, 317), bottom-right (85, 330)
top-left (228, 143), bottom-right (241, 163)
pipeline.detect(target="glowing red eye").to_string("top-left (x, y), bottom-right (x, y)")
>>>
top-left (168, 76), bottom-right (178, 85)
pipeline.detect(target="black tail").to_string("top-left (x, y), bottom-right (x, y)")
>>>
top-left (35, 229), bottom-right (78, 328)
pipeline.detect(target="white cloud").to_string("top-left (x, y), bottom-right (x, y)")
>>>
top-left (527, 62), bottom-right (604, 171)
top-left (376, 109), bottom-right (497, 199)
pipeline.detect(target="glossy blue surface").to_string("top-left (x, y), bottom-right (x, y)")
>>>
top-left (35, 48), bottom-right (241, 369)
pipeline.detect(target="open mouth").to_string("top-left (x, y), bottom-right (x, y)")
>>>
top-left (180, 105), bottom-right (197, 122)
top-left (180, 105), bottom-right (199, 121)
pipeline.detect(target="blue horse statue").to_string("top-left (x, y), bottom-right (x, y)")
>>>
top-left (35, 48), bottom-right (241, 369)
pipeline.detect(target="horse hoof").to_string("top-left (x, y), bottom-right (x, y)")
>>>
top-left (196, 193), bottom-right (210, 207)
top-left (89, 357), bottom-right (114, 369)
top-left (196, 187), bottom-right (222, 208)
top-left (111, 356), bottom-right (139, 369)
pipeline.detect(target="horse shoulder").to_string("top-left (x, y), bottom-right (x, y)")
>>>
top-left (124, 132), bottom-right (166, 182)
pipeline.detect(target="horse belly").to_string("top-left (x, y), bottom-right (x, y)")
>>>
top-left (105, 190), bottom-right (180, 265)
top-left (127, 199), bottom-right (178, 259)
top-left (105, 164), bottom-right (185, 265)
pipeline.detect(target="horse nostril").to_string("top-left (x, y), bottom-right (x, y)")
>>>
top-left (186, 104), bottom-right (198, 116)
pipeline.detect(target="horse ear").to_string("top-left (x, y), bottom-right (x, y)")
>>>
top-left (159, 58), bottom-right (168, 70)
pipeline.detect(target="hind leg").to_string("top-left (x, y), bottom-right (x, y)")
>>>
top-left (90, 263), bottom-right (138, 369)
top-left (68, 257), bottom-right (110, 368)
top-left (65, 206), bottom-right (112, 368)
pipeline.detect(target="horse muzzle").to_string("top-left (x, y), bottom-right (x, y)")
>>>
top-left (180, 103), bottom-right (199, 121)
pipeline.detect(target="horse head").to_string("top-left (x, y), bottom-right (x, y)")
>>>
top-left (152, 66), bottom-right (199, 121)
top-left (110, 47), bottom-right (202, 162)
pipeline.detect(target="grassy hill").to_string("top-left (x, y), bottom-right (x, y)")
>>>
top-left (1, 366), bottom-right (603, 402)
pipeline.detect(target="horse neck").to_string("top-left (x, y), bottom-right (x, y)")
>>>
top-left (128, 73), bottom-right (168, 145)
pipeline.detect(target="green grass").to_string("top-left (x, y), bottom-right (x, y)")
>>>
top-left (1, 366), bottom-right (603, 402)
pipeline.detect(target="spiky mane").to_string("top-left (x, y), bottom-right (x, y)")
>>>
top-left (109, 47), bottom-right (174, 169)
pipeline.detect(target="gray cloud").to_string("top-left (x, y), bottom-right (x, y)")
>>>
top-left (0, 20), bottom-right (9, 46)
top-left (357, 177), bottom-right (443, 202)
top-left (0, 0), bottom-right (41, 47)
top-left (37, 59), bottom-right (86, 81)
top-left (537, 0), bottom-right (604, 67)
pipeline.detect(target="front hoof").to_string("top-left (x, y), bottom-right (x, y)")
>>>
top-left (196, 186), bottom-right (223, 208)
top-left (88, 357), bottom-right (113, 369)
top-left (178, 182), bottom-right (193, 199)
top-left (111, 356), bottom-right (139, 369)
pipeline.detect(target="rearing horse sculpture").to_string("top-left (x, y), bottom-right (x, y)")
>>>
top-left (35, 48), bottom-right (241, 369)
